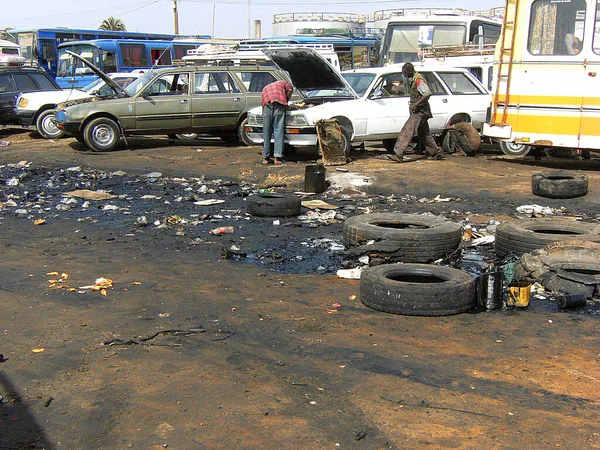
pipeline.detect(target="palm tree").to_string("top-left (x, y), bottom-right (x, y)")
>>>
top-left (99, 17), bottom-right (126, 31)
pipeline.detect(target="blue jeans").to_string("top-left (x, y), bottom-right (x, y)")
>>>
top-left (262, 103), bottom-right (286, 159)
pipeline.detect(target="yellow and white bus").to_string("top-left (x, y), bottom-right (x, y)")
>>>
top-left (483, 0), bottom-right (600, 156)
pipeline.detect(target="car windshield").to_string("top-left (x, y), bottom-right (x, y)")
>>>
top-left (81, 78), bottom-right (104, 93)
top-left (124, 71), bottom-right (156, 96)
top-left (342, 73), bottom-right (377, 97)
top-left (301, 87), bottom-right (355, 99)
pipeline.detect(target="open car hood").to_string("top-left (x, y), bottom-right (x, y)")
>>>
top-left (262, 48), bottom-right (357, 99)
top-left (65, 51), bottom-right (129, 98)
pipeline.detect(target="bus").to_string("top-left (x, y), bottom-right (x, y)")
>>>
top-left (238, 31), bottom-right (382, 70)
top-left (1, 28), bottom-right (209, 78)
top-left (483, 0), bottom-right (600, 157)
top-left (55, 39), bottom-right (209, 88)
top-left (378, 8), bottom-right (503, 67)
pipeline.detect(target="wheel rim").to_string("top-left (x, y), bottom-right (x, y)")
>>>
top-left (176, 133), bottom-right (198, 140)
top-left (41, 114), bottom-right (61, 137)
top-left (500, 141), bottom-right (530, 156)
top-left (92, 124), bottom-right (115, 147)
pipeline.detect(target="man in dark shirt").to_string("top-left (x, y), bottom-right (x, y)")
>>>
top-left (261, 80), bottom-right (293, 165)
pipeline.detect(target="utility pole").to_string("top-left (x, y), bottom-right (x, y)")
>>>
top-left (173, 0), bottom-right (180, 35)
top-left (248, 0), bottom-right (251, 38)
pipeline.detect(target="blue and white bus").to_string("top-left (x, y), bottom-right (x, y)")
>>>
top-left (1, 28), bottom-right (201, 78)
top-left (55, 39), bottom-right (209, 88)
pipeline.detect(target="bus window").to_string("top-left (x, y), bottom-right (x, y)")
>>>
top-left (40, 39), bottom-right (56, 67)
top-left (121, 43), bottom-right (149, 67)
top-left (594, 1), bottom-right (600, 54)
top-left (151, 48), bottom-right (172, 65)
top-left (173, 45), bottom-right (196, 60)
top-left (103, 52), bottom-right (117, 73)
top-left (431, 25), bottom-right (466, 47)
top-left (528, 0), bottom-right (586, 55)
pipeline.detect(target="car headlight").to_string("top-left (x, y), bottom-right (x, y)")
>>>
top-left (286, 114), bottom-right (309, 126)
top-left (17, 97), bottom-right (28, 108)
top-left (56, 111), bottom-right (68, 123)
top-left (247, 114), bottom-right (259, 126)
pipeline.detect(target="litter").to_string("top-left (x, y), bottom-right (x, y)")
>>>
top-left (64, 190), bottom-right (117, 200)
top-left (301, 200), bottom-right (338, 210)
top-left (337, 267), bottom-right (362, 279)
top-left (0, 140), bottom-right (10, 147)
top-left (194, 199), bottom-right (225, 206)
top-left (516, 204), bottom-right (566, 216)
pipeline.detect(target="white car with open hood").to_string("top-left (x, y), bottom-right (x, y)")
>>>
top-left (245, 49), bottom-right (491, 155)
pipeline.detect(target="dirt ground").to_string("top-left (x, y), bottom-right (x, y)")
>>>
top-left (0, 128), bottom-right (599, 450)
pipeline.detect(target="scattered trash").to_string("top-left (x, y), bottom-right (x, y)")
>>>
top-left (64, 189), bottom-right (117, 200)
top-left (417, 195), bottom-right (460, 203)
top-left (507, 282), bottom-right (531, 307)
top-left (0, 140), bottom-right (10, 147)
top-left (301, 200), bottom-right (338, 210)
top-left (516, 204), bottom-right (566, 216)
top-left (210, 226), bottom-right (234, 235)
top-left (556, 293), bottom-right (587, 310)
top-left (33, 218), bottom-right (46, 225)
top-left (32, 348), bottom-right (45, 353)
top-left (337, 267), bottom-right (362, 279)
top-left (194, 199), bottom-right (225, 206)
top-left (146, 172), bottom-right (163, 178)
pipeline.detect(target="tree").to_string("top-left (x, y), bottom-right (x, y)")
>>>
top-left (99, 17), bottom-right (126, 31)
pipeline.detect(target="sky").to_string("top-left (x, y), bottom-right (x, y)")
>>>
top-left (1, 0), bottom-right (505, 39)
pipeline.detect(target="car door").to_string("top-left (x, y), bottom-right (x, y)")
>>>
top-left (135, 71), bottom-right (192, 132)
top-left (0, 74), bottom-right (17, 124)
top-left (190, 70), bottom-right (246, 131)
top-left (419, 71), bottom-right (451, 133)
top-left (364, 71), bottom-right (410, 137)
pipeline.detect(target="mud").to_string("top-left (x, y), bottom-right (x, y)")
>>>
top-left (1, 128), bottom-right (599, 449)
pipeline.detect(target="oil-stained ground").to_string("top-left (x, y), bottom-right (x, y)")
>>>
top-left (0, 129), bottom-right (599, 449)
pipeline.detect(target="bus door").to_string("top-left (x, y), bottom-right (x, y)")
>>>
top-left (579, 9), bottom-right (600, 148)
top-left (191, 70), bottom-right (246, 130)
top-left (135, 71), bottom-right (192, 132)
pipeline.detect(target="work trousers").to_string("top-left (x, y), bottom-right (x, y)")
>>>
top-left (393, 112), bottom-right (443, 158)
top-left (262, 102), bottom-right (286, 159)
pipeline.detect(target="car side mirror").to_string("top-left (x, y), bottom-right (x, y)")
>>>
top-left (141, 90), bottom-right (153, 98)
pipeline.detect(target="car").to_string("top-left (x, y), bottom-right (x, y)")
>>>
top-left (14, 72), bottom-right (143, 139)
top-left (0, 64), bottom-right (61, 126)
top-left (54, 52), bottom-right (292, 151)
top-left (244, 51), bottom-right (492, 156)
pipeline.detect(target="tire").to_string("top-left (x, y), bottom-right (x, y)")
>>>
top-left (340, 126), bottom-right (352, 158)
top-left (344, 213), bottom-right (462, 262)
top-left (499, 140), bottom-right (531, 156)
top-left (246, 193), bottom-right (302, 217)
top-left (532, 171), bottom-right (588, 199)
top-left (83, 117), bottom-right (121, 152)
top-left (168, 133), bottom-right (199, 140)
top-left (442, 122), bottom-right (480, 156)
top-left (238, 118), bottom-right (255, 146)
top-left (360, 263), bottom-right (476, 316)
top-left (495, 219), bottom-right (600, 257)
top-left (36, 109), bottom-right (65, 139)
top-left (74, 134), bottom-right (86, 145)
top-left (219, 134), bottom-right (239, 145)
top-left (382, 139), bottom-right (396, 153)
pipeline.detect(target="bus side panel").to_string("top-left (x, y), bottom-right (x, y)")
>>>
top-left (580, 61), bottom-right (600, 148)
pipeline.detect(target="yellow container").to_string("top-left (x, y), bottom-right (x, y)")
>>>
top-left (507, 282), bottom-right (531, 307)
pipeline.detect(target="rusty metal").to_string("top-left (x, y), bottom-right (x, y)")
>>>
top-left (316, 119), bottom-right (348, 165)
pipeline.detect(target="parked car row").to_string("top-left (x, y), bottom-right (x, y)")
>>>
top-left (4, 48), bottom-right (492, 155)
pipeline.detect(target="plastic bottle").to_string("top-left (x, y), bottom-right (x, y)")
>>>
top-left (209, 226), bottom-right (234, 235)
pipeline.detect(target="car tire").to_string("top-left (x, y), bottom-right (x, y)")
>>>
top-left (74, 134), bottom-right (86, 144)
top-left (442, 122), bottom-right (480, 156)
top-left (495, 219), bottom-right (600, 256)
top-left (83, 117), bottom-right (121, 152)
top-left (340, 126), bottom-right (352, 158)
top-left (36, 109), bottom-right (65, 139)
top-left (246, 193), bottom-right (302, 217)
top-left (168, 133), bottom-right (199, 140)
top-left (360, 263), bottom-right (476, 316)
top-left (382, 139), bottom-right (396, 154)
top-left (499, 140), bottom-right (531, 156)
top-left (238, 118), bottom-right (255, 146)
top-left (532, 171), bottom-right (588, 199)
top-left (343, 213), bottom-right (463, 262)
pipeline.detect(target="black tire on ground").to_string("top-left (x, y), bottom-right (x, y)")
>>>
top-left (360, 263), bottom-right (476, 316)
top-left (499, 140), bottom-right (531, 156)
top-left (495, 219), bottom-right (600, 256)
top-left (532, 171), bottom-right (588, 199)
top-left (36, 109), bottom-right (65, 139)
top-left (238, 118), bottom-right (255, 146)
top-left (340, 127), bottom-right (352, 158)
top-left (382, 139), bottom-right (396, 153)
top-left (343, 213), bottom-right (463, 262)
top-left (442, 122), bottom-right (481, 156)
top-left (74, 134), bottom-right (86, 144)
top-left (246, 193), bottom-right (302, 217)
top-left (83, 117), bottom-right (121, 152)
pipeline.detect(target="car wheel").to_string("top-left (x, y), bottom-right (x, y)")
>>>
top-left (382, 139), bottom-right (396, 153)
top-left (36, 109), bottom-right (65, 139)
top-left (340, 127), bottom-right (352, 158)
top-left (499, 140), bottom-right (531, 156)
top-left (238, 118), bottom-right (255, 146)
top-left (219, 134), bottom-right (239, 145)
top-left (360, 263), bottom-right (476, 316)
top-left (74, 134), bottom-right (86, 144)
top-left (167, 133), bottom-right (199, 140)
top-left (83, 117), bottom-right (121, 152)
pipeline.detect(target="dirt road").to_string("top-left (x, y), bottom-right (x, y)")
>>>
top-left (1, 129), bottom-right (599, 449)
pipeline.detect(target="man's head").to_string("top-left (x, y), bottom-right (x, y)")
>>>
top-left (402, 62), bottom-right (415, 78)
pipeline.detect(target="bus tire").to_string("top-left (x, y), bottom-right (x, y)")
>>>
top-left (532, 171), bottom-right (588, 199)
top-left (83, 117), bottom-right (121, 152)
top-left (499, 140), bottom-right (531, 156)
top-left (36, 109), bottom-right (65, 139)
top-left (360, 263), bottom-right (476, 316)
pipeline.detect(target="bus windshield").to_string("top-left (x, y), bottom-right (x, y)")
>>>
top-left (381, 23), bottom-right (467, 65)
top-left (57, 45), bottom-right (99, 77)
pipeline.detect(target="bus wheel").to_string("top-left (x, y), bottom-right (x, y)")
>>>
top-left (36, 109), bottom-right (65, 139)
top-left (84, 117), bottom-right (121, 152)
top-left (499, 140), bottom-right (531, 156)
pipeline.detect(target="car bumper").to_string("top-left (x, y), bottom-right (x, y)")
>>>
top-left (57, 122), bottom-right (81, 136)
top-left (244, 125), bottom-right (318, 147)
top-left (14, 109), bottom-right (36, 126)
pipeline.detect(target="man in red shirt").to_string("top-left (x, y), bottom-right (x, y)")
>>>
top-left (261, 80), bottom-right (293, 164)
